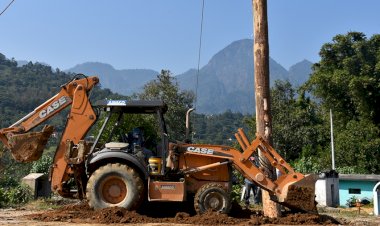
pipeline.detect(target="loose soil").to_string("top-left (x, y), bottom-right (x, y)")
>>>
top-left (2, 200), bottom-right (380, 225)
top-left (283, 185), bottom-right (317, 213)
top-left (24, 201), bottom-right (344, 225)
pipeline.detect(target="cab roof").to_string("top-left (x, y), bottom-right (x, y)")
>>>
top-left (94, 99), bottom-right (167, 114)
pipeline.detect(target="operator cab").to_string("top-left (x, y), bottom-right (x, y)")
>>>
top-left (88, 99), bottom-right (169, 175)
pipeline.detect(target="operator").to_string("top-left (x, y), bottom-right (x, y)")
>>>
top-left (129, 127), bottom-right (153, 161)
top-left (243, 156), bottom-right (262, 207)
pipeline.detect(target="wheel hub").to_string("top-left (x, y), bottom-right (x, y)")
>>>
top-left (101, 176), bottom-right (127, 204)
top-left (209, 197), bottom-right (221, 209)
top-left (109, 184), bottom-right (121, 197)
top-left (205, 192), bottom-right (223, 210)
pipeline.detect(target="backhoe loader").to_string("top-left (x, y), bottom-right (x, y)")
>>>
top-left (0, 75), bottom-right (317, 213)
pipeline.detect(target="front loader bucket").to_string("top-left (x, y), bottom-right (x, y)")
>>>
top-left (8, 125), bottom-right (54, 162)
top-left (278, 174), bottom-right (318, 213)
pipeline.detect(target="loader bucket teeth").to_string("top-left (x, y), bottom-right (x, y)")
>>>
top-left (8, 125), bottom-right (54, 162)
top-left (280, 174), bottom-right (318, 213)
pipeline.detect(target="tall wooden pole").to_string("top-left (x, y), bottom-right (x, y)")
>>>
top-left (252, 0), bottom-right (281, 218)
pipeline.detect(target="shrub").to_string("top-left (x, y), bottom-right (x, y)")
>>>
top-left (30, 154), bottom-right (52, 175)
top-left (346, 195), bottom-right (358, 207)
top-left (231, 169), bottom-right (244, 202)
top-left (0, 175), bottom-right (18, 187)
top-left (0, 183), bottom-right (33, 207)
top-left (0, 188), bottom-right (8, 207)
top-left (7, 184), bottom-right (33, 204)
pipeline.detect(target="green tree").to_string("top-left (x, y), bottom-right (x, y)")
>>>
top-left (270, 80), bottom-right (327, 162)
top-left (137, 70), bottom-right (194, 141)
top-left (30, 154), bottom-right (53, 175)
top-left (334, 119), bottom-right (380, 174)
top-left (305, 32), bottom-right (380, 174)
top-left (307, 32), bottom-right (380, 126)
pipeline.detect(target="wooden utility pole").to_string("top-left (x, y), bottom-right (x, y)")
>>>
top-left (252, 0), bottom-right (281, 218)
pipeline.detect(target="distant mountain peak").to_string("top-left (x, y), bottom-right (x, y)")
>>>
top-left (208, 39), bottom-right (252, 66)
top-left (290, 59), bottom-right (313, 67)
top-left (66, 63), bottom-right (158, 95)
top-left (70, 62), bottom-right (115, 72)
top-left (288, 59), bottom-right (313, 87)
top-left (177, 39), bottom-right (294, 114)
top-left (65, 39), bottom-right (313, 114)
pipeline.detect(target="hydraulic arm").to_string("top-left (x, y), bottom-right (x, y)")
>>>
top-left (0, 76), bottom-right (99, 197)
top-left (182, 128), bottom-right (317, 213)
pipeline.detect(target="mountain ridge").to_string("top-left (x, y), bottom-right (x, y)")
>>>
top-left (175, 39), bottom-right (312, 113)
top-left (65, 39), bottom-right (313, 113)
top-left (66, 62), bottom-right (159, 96)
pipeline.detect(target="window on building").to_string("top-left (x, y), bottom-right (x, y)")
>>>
top-left (348, 188), bottom-right (361, 194)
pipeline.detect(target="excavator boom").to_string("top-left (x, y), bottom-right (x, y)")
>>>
top-left (0, 75), bottom-right (99, 197)
top-left (0, 75), bottom-right (98, 163)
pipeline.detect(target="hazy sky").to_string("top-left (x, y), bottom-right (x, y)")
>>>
top-left (0, 0), bottom-right (379, 74)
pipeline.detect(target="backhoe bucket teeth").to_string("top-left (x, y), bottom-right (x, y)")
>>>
top-left (279, 174), bottom-right (318, 213)
top-left (8, 125), bottom-right (54, 162)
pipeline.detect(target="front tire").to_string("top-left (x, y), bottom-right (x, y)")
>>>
top-left (86, 163), bottom-right (144, 210)
top-left (194, 183), bottom-right (231, 214)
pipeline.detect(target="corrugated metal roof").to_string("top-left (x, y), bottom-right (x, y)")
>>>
top-left (339, 174), bottom-right (380, 181)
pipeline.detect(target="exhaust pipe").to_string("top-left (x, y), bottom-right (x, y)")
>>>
top-left (185, 108), bottom-right (194, 141)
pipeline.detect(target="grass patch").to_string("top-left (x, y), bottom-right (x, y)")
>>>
top-left (24, 196), bottom-right (77, 210)
top-left (322, 205), bottom-right (374, 219)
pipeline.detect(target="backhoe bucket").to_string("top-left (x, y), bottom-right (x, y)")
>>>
top-left (278, 174), bottom-right (318, 213)
top-left (8, 125), bottom-right (54, 162)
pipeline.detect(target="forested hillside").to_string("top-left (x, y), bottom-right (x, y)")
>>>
top-left (0, 54), bottom-right (122, 129)
top-left (191, 111), bottom-right (250, 145)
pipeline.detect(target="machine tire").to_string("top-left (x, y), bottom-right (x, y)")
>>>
top-left (194, 183), bottom-right (231, 214)
top-left (86, 163), bottom-right (144, 210)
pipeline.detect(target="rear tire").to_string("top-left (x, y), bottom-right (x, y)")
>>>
top-left (86, 163), bottom-right (144, 210)
top-left (194, 183), bottom-right (231, 214)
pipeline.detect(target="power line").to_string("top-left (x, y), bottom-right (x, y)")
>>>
top-left (194, 0), bottom-right (205, 111)
top-left (0, 0), bottom-right (15, 17)
top-left (191, 0), bottom-right (205, 143)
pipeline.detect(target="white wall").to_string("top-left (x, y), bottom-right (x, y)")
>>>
top-left (315, 172), bottom-right (340, 207)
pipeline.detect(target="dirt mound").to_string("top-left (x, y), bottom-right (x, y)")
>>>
top-left (26, 202), bottom-right (343, 225)
top-left (95, 207), bottom-right (150, 224)
top-left (246, 213), bottom-right (340, 225)
top-left (177, 211), bottom-right (243, 225)
top-left (58, 201), bottom-right (91, 211)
